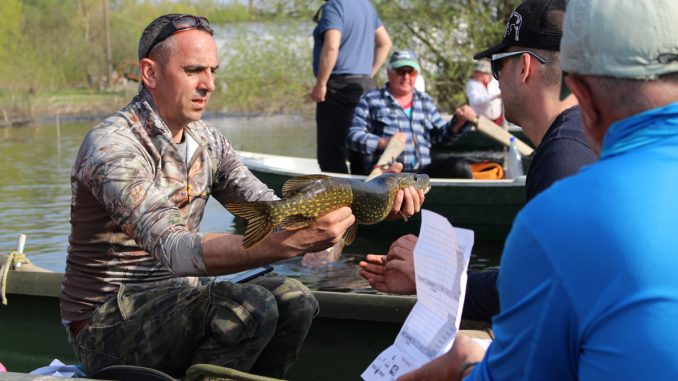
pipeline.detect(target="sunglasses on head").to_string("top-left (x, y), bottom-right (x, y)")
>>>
top-left (395, 67), bottom-right (417, 76)
top-left (490, 50), bottom-right (547, 80)
top-left (143, 15), bottom-right (214, 58)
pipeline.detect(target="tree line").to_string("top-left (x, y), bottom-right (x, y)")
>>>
top-left (0, 0), bottom-right (520, 117)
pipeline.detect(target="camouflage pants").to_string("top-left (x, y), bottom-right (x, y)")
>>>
top-left (68, 273), bottom-right (318, 378)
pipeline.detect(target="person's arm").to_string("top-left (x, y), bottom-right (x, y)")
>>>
top-left (201, 206), bottom-right (354, 275)
top-left (422, 94), bottom-right (466, 145)
top-left (397, 334), bottom-right (486, 381)
top-left (452, 105), bottom-right (478, 134)
top-left (371, 25), bottom-right (392, 77)
top-left (311, 29), bottom-right (341, 103)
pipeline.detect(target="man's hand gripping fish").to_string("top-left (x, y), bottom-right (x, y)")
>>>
top-left (226, 173), bottom-right (431, 248)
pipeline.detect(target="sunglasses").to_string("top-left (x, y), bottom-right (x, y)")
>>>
top-left (490, 50), bottom-right (547, 80)
top-left (395, 67), bottom-right (417, 76)
top-left (143, 15), bottom-right (214, 58)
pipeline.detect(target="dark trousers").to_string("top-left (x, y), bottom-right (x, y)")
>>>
top-left (316, 75), bottom-right (375, 174)
top-left (461, 269), bottom-right (500, 323)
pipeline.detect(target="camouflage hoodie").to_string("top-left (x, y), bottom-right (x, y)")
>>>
top-left (60, 87), bottom-right (276, 322)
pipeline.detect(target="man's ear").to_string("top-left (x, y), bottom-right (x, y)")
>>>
top-left (565, 75), bottom-right (604, 153)
top-left (140, 58), bottom-right (158, 89)
top-left (518, 52), bottom-right (532, 84)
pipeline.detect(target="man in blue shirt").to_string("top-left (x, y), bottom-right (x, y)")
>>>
top-left (347, 49), bottom-right (473, 177)
top-left (311, 0), bottom-right (392, 174)
top-left (399, 0), bottom-right (678, 379)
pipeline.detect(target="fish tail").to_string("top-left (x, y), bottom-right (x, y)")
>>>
top-left (226, 201), bottom-right (276, 249)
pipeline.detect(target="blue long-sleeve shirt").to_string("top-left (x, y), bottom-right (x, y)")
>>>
top-left (347, 86), bottom-right (462, 171)
top-left (469, 102), bottom-right (678, 380)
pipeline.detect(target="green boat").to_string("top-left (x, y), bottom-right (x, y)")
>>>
top-left (1, 264), bottom-right (495, 381)
top-left (237, 151), bottom-right (526, 255)
top-left (0, 267), bottom-right (416, 380)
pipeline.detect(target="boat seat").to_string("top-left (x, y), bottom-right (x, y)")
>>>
top-left (90, 365), bottom-right (176, 380)
top-left (185, 364), bottom-right (286, 381)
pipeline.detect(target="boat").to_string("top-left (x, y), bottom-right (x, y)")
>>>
top-left (237, 151), bottom-right (526, 254)
top-left (0, 263), bottom-right (495, 381)
top-left (0, 267), bottom-right (416, 380)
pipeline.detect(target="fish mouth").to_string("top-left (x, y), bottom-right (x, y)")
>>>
top-left (424, 184), bottom-right (431, 194)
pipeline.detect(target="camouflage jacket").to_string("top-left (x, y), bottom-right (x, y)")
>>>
top-left (60, 87), bottom-right (276, 322)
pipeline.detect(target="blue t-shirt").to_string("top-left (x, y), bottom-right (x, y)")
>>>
top-left (312, 0), bottom-right (382, 76)
top-left (525, 106), bottom-right (596, 201)
top-left (469, 102), bottom-right (678, 380)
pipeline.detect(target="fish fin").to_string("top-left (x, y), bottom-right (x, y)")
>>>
top-left (226, 202), bottom-right (275, 248)
top-left (282, 175), bottom-right (331, 197)
top-left (280, 214), bottom-right (316, 230)
top-left (342, 222), bottom-right (358, 245)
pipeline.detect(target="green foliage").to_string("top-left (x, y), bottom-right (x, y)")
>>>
top-left (374, 0), bottom-right (521, 110)
top-left (0, 0), bottom-right (523, 118)
top-left (211, 21), bottom-right (315, 116)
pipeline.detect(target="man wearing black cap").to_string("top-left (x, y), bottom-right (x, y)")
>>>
top-left (358, 0), bottom-right (596, 325)
top-left (60, 14), bottom-right (424, 378)
top-left (473, 0), bottom-right (595, 202)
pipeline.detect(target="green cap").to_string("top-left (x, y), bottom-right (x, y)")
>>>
top-left (561, 0), bottom-right (678, 80)
top-left (389, 49), bottom-right (421, 72)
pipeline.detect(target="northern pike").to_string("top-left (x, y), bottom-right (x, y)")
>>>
top-left (226, 173), bottom-right (431, 248)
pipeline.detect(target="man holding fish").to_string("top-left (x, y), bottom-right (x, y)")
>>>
top-left (60, 14), bottom-right (424, 379)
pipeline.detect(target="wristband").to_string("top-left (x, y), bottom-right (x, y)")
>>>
top-left (459, 361), bottom-right (479, 380)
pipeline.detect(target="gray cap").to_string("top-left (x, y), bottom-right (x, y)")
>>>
top-left (389, 49), bottom-right (421, 72)
top-left (561, 0), bottom-right (678, 79)
top-left (473, 60), bottom-right (491, 74)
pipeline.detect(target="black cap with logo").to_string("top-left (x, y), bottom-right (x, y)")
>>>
top-left (473, 0), bottom-right (567, 59)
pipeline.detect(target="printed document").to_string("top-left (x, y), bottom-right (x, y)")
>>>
top-left (362, 210), bottom-right (474, 381)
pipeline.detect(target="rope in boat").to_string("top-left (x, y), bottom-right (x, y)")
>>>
top-left (0, 251), bottom-right (33, 305)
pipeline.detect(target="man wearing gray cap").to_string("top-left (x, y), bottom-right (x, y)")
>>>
top-left (465, 60), bottom-right (503, 126)
top-left (59, 14), bottom-right (423, 378)
top-left (399, 0), bottom-right (678, 380)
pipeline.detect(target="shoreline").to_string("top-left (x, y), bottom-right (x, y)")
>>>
top-left (0, 106), bottom-right (312, 129)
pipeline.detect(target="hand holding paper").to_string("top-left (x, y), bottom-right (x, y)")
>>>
top-left (362, 210), bottom-right (474, 381)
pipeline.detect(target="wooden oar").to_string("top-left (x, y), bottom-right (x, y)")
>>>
top-left (365, 137), bottom-right (406, 181)
top-left (473, 115), bottom-right (534, 156)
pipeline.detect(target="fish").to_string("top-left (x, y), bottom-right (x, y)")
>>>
top-left (226, 173), bottom-right (431, 249)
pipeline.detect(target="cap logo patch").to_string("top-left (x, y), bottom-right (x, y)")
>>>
top-left (505, 12), bottom-right (523, 42)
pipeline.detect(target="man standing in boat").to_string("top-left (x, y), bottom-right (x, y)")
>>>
top-left (59, 14), bottom-right (423, 378)
top-left (359, 0), bottom-right (597, 324)
top-left (347, 49), bottom-right (476, 178)
top-left (400, 0), bottom-right (678, 379)
top-left (311, 0), bottom-right (392, 174)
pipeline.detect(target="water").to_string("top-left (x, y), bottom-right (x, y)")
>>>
top-left (0, 116), bottom-right (374, 290)
top-left (0, 115), bottom-right (500, 291)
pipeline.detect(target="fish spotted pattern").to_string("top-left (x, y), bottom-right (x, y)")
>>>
top-left (226, 173), bottom-right (431, 248)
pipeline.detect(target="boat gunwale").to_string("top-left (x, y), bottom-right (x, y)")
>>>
top-left (3, 270), bottom-right (416, 323)
top-left (237, 151), bottom-right (526, 187)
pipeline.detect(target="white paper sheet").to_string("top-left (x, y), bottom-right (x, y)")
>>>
top-left (362, 210), bottom-right (474, 381)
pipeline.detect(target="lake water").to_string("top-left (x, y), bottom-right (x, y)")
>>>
top-left (0, 115), bottom-right (500, 291)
